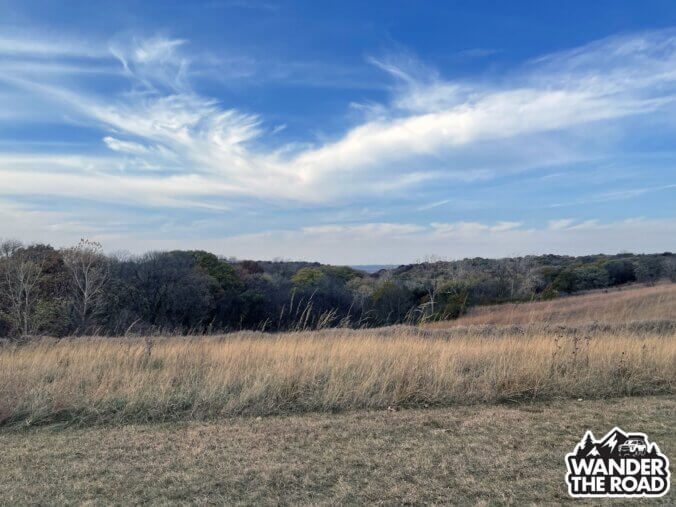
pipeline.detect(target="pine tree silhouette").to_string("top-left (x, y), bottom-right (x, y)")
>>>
top-left (578, 432), bottom-right (595, 456)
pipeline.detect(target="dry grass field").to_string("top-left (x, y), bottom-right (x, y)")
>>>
top-left (1, 396), bottom-right (674, 505)
top-left (1, 282), bottom-right (674, 504)
top-left (1, 326), bottom-right (674, 427)
top-left (426, 282), bottom-right (676, 327)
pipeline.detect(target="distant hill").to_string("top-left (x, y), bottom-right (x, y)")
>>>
top-left (350, 264), bottom-right (397, 273)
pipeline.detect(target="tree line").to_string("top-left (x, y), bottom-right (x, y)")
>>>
top-left (0, 238), bottom-right (673, 338)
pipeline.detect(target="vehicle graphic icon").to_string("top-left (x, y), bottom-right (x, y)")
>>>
top-left (618, 437), bottom-right (648, 457)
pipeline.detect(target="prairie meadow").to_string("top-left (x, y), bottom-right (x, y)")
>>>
top-left (1, 321), bottom-right (673, 427)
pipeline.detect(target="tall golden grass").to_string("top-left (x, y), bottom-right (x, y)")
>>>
top-left (426, 283), bottom-right (676, 328)
top-left (1, 326), bottom-right (674, 426)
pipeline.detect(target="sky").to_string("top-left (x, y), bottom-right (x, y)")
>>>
top-left (0, 0), bottom-right (675, 264)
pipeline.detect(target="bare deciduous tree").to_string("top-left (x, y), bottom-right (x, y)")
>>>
top-left (0, 239), bottom-right (21, 260)
top-left (0, 240), bottom-right (45, 336)
top-left (420, 276), bottom-right (443, 320)
top-left (62, 239), bottom-right (109, 333)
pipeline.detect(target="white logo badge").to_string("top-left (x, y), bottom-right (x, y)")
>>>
top-left (566, 427), bottom-right (670, 498)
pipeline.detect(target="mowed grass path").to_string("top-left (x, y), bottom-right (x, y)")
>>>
top-left (1, 396), bottom-right (673, 505)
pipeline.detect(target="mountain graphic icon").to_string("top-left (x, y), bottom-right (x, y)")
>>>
top-left (598, 428), bottom-right (628, 457)
top-left (573, 427), bottom-right (661, 459)
top-left (586, 446), bottom-right (600, 457)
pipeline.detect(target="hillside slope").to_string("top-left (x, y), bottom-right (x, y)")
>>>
top-left (426, 283), bottom-right (675, 327)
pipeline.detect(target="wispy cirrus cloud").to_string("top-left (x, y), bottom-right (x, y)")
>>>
top-left (549, 183), bottom-right (676, 207)
top-left (1, 28), bottom-right (676, 258)
top-left (0, 33), bottom-right (108, 58)
top-left (5, 30), bottom-right (676, 201)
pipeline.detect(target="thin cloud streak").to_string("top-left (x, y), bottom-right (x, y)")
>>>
top-left (549, 183), bottom-right (676, 207)
top-left (169, 218), bottom-right (676, 264)
top-left (0, 34), bottom-right (108, 58)
top-left (2, 202), bottom-right (673, 264)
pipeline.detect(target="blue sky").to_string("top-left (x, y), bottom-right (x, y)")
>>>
top-left (0, 0), bottom-right (675, 263)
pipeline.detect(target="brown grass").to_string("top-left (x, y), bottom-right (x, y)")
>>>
top-left (426, 282), bottom-right (676, 328)
top-left (1, 325), bottom-right (674, 426)
top-left (1, 396), bottom-right (674, 504)
top-left (2, 282), bottom-right (673, 504)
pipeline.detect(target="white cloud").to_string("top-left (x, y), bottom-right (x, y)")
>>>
top-left (132, 37), bottom-right (186, 64)
top-left (59, 218), bottom-right (676, 264)
top-left (302, 223), bottom-right (426, 236)
top-left (429, 221), bottom-right (525, 237)
top-left (491, 221), bottom-right (524, 232)
top-left (550, 183), bottom-right (676, 207)
top-left (568, 219), bottom-right (600, 230)
top-left (181, 218), bottom-right (676, 264)
top-left (548, 218), bottom-right (575, 230)
top-left (103, 136), bottom-right (152, 155)
top-left (2, 30), bottom-right (676, 208)
top-left (417, 199), bottom-right (451, 211)
top-left (0, 34), bottom-right (107, 58)
top-left (1, 29), bottom-right (676, 258)
top-left (2, 202), bottom-right (673, 262)
top-left (0, 200), bottom-right (101, 242)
